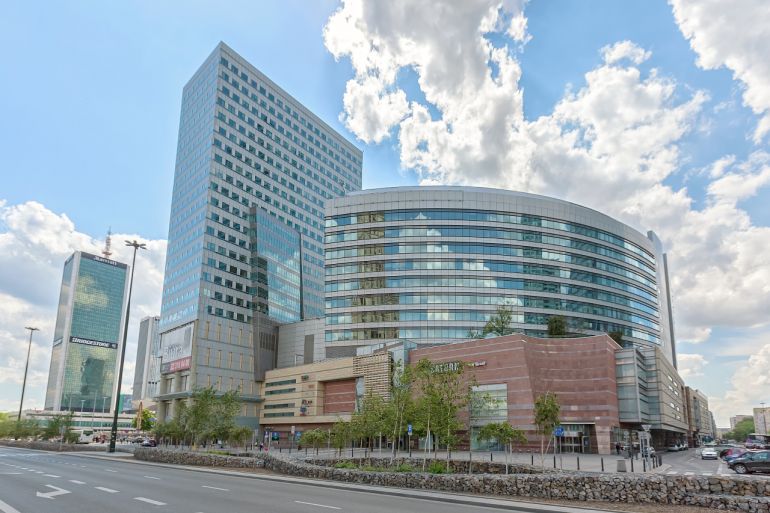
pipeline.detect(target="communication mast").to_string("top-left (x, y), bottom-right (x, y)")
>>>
top-left (102, 228), bottom-right (113, 259)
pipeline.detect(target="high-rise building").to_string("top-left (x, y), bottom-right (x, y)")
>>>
top-left (157, 42), bottom-right (362, 425)
top-left (132, 315), bottom-right (161, 408)
top-left (730, 414), bottom-right (753, 429)
top-left (754, 407), bottom-right (770, 435)
top-left (324, 187), bottom-right (677, 364)
top-left (44, 251), bottom-right (130, 413)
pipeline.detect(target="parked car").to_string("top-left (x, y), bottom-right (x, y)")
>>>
top-left (720, 447), bottom-right (746, 459)
top-left (140, 438), bottom-right (157, 447)
top-left (728, 450), bottom-right (770, 474)
top-left (701, 447), bottom-right (718, 460)
top-left (641, 447), bottom-right (656, 457)
top-left (667, 443), bottom-right (680, 452)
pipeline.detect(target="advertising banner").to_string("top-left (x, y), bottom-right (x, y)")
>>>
top-left (160, 322), bottom-right (194, 374)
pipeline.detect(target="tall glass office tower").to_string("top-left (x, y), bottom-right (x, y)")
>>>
top-left (44, 252), bottom-right (130, 413)
top-left (157, 43), bottom-right (362, 424)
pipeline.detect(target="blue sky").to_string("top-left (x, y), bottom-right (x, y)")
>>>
top-left (1, 0), bottom-right (768, 424)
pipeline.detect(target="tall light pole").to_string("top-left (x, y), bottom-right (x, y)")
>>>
top-left (109, 240), bottom-right (146, 453)
top-left (17, 326), bottom-right (39, 422)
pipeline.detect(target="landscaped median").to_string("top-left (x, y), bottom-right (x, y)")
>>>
top-left (132, 448), bottom-right (770, 512)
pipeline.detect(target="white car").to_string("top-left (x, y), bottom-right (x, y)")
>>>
top-left (701, 447), bottom-right (718, 460)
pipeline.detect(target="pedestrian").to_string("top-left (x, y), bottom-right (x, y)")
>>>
top-left (615, 442), bottom-right (620, 455)
top-left (259, 442), bottom-right (264, 452)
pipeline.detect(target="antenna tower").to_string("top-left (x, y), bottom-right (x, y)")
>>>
top-left (102, 228), bottom-right (113, 258)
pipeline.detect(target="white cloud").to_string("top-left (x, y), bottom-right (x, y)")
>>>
top-left (710, 343), bottom-right (770, 427)
top-left (670, 0), bottom-right (770, 143)
top-left (676, 353), bottom-right (708, 380)
top-left (324, 1), bottom-right (770, 350)
top-left (601, 40), bottom-right (651, 65)
top-left (0, 201), bottom-right (165, 412)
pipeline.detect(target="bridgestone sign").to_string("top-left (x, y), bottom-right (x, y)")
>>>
top-left (69, 336), bottom-right (118, 349)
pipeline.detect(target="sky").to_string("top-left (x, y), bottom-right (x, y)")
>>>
top-left (1, 0), bottom-right (769, 426)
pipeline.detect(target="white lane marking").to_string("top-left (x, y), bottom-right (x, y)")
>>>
top-left (26, 469), bottom-right (36, 472)
top-left (43, 474), bottom-right (60, 478)
top-left (35, 471), bottom-right (44, 474)
top-left (134, 497), bottom-right (166, 506)
top-left (0, 472), bottom-right (22, 475)
top-left (294, 501), bottom-right (342, 510)
top-left (95, 486), bottom-right (120, 493)
top-left (36, 485), bottom-right (71, 500)
top-left (666, 471), bottom-right (677, 474)
top-left (201, 485), bottom-right (229, 491)
top-left (143, 475), bottom-right (160, 480)
top-left (0, 498), bottom-right (22, 513)
top-left (684, 472), bottom-right (695, 475)
top-left (69, 480), bottom-right (85, 484)
top-left (104, 468), bottom-right (117, 473)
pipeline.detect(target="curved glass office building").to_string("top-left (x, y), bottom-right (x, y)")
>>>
top-left (324, 187), bottom-right (677, 365)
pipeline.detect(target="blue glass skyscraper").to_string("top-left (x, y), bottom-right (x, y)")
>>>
top-left (157, 43), bottom-right (362, 424)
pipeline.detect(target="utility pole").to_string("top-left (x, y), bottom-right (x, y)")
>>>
top-left (17, 327), bottom-right (40, 422)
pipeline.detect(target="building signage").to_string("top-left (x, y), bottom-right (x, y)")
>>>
top-left (69, 336), bottom-right (118, 349)
top-left (80, 251), bottom-right (128, 269)
top-left (160, 322), bottom-right (194, 374)
top-left (161, 357), bottom-right (192, 374)
top-left (432, 360), bottom-right (486, 373)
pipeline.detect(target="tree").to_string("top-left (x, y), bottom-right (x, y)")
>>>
top-left (477, 422), bottom-right (527, 474)
top-left (42, 412), bottom-right (74, 441)
top-left (726, 418), bottom-right (755, 442)
top-left (382, 361), bottom-right (416, 461)
top-left (547, 316), bottom-right (566, 337)
top-left (533, 392), bottom-right (561, 468)
top-left (608, 331), bottom-right (624, 345)
top-left (299, 429), bottom-right (327, 453)
top-left (132, 409), bottom-right (155, 432)
top-left (228, 425), bottom-right (253, 449)
top-left (350, 392), bottom-right (388, 449)
top-left (470, 306), bottom-right (516, 338)
top-left (330, 419), bottom-right (351, 456)
top-left (413, 358), bottom-right (473, 471)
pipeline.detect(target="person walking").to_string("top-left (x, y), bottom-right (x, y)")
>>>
top-left (615, 442), bottom-right (621, 455)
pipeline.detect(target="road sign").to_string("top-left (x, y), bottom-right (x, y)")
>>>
top-left (291, 425), bottom-right (296, 434)
top-left (407, 424), bottom-right (413, 435)
top-left (642, 424), bottom-right (652, 432)
top-left (553, 426), bottom-right (564, 437)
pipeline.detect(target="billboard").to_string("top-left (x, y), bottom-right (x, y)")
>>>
top-left (160, 322), bottom-right (194, 374)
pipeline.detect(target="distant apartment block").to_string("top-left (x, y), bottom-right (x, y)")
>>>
top-left (132, 315), bottom-right (161, 409)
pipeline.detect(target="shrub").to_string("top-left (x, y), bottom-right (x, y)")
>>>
top-left (394, 463), bottom-right (415, 472)
top-left (333, 461), bottom-right (357, 469)
top-left (427, 460), bottom-right (446, 474)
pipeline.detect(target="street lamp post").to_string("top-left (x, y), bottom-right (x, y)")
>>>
top-left (17, 326), bottom-right (39, 424)
top-left (108, 239), bottom-right (147, 453)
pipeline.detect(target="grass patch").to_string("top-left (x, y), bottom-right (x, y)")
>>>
top-left (333, 461), bottom-right (357, 469)
top-left (427, 461), bottom-right (447, 474)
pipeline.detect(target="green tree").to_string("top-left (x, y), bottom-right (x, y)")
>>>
top-left (533, 392), bottom-right (561, 468)
top-left (547, 316), bottom-right (566, 337)
top-left (477, 422), bottom-right (527, 474)
top-left (227, 425), bottom-right (253, 449)
top-left (42, 412), bottom-right (74, 441)
top-left (382, 361), bottom-right (415, 461)
top-left (350, 392), bottom-right (388, 450)
top-left (608, 331), bottom-right (624, 345)
top-left (469, 306), bottom-right (516, 338)
top-left (330, 419), bottom-right (351, 456)
top-left (727, 418), bottom-right (755, 442)
top-left (132, 409), bottom-right (155, 432)
top-left (299, 429), bottom-right (327, 453)
top-left (413, 359), bottom-right (473, 471)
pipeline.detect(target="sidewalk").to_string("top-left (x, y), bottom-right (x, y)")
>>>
top-left (281, 446), bottom-right (667, 474)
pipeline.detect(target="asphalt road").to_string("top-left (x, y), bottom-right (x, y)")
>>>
top-left (660, 447), bottom-right (770, 479)
top-left (0, 446), bottom-right (613, 513)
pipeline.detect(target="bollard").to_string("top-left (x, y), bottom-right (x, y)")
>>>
top-left (577, 456), bottom-right (580, 471)
top-left (365, 448), bottom-right (368, 458)
top-left (279, 447), bottom-right (282, 453)
top-left (469, 450), bottom-right (472, 475)
top-left (553, 455), bottom-right (556, 469)
top-left (630, 457), bottom-right (634, 473)
top-left (531, 453), bottom-right (534, 465)
top-left (305, 448), bottom-right (308, 456)
top-left (490, 451), bottom-right (493, 462)
top-left (351, 447), bottom-right (354, 458)
top-left (601, 457), bottom-right (604, 472)
top-left (643, 459), bottom-right (646, 472)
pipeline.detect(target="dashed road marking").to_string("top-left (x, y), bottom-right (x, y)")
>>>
top-left (134, 497), bottom-right (166, 506)
top-left (143, 476), bottom-right (160, 480)
top-left (95, 486), bottom-right (119, 493)
top-left (104, 468), bottom-right (118, 473)
top-left (294, 500), bottom-right (341, 510)
top-left (201, 485), bottom-right (229, 491)
top-left (69, 480), bottom-right (85, 484)
top-left (43, 474), bottom-right (60, 478)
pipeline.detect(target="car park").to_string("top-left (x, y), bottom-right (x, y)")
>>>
top-left (728, 450), bottom-right (770, 474)
top-left (701, 447), bottom-right (718, 460)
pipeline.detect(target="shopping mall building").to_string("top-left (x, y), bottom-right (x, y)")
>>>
top-left (323, 186), bottom-right (677, 367)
